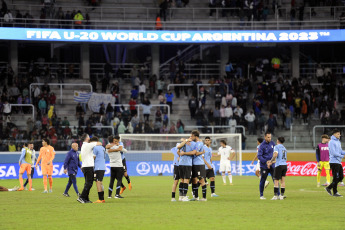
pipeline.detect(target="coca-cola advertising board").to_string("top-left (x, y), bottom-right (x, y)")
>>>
top-left (287, 161), bottom-right (345, 176)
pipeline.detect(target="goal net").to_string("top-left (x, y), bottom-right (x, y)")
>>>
top-left (119, 133), bottom-right (243, 176)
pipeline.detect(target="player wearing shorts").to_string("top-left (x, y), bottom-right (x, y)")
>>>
top-left (35, 138), bottom-right (55, 193)
top-left (107, 136), bottom-right (125, 199)
top-left (190, 130), bottom-right (207, 201)
top-left (171, 143), bottom-right (181, 201)
top-left (203, 136), bottom-right (219, 197)
top-left (18, 142), bottom-right (35, 191)
top-left (218, 140), bottom-right (235, 185)
top-left (316, 134), bottom-right (331, 187)
top-left (177, 136), bottom-right (197, 202)
top-left (267, 136), bottom-right (287, 200)
top-left (251, 138), bottom-right (269, 188)
top-left (92, 137), bottom-right (106, 203)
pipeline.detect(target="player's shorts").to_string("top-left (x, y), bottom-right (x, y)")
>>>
top-left (173, 165), bottom-right (180, 180)
top-left (179, 165), bottom-right (192, 179)
top-left (94, 170), bottom-right (105, 182)
top-left (41, 164), bottom-right (53, 175)
top-left (19, 163), bottom-right (32, 175)
top-left (122, 159), bottom-right (127, 172)
top-left (273, 165), bottom-right (288, 180)
top-left (318, 161), bottom-right (330, 171)
top-left (219, 162), bottom-right (231, 172)
top-left (192, 165), bottom-right (206, 179)
top-left (206, 168), bottom-right (215, 178)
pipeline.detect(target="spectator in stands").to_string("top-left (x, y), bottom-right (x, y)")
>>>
top-left (85, 13), bottom-right (91, 29)
top-left (26, 117), bottom-right (34, 134)
top-left (126, 122), bottom-right (134, 134)
top-left (8, 141), bottom-right (15, 152)
top-left (169, 60), bottom-right (176, 83)
top-left (213, 106), bottom-right (220, 126)
top-left (266, 114), bottom-right (277, 135)
top-left (245, 111), bottom-right (256, 135)
top-left (38, 97), bottom-right (47, 116)
top-left (176, 119), bottom-right (184, 133)
top-left (131, 87), bottom-right (138, 100)
top-left (130, 113), bottom-right (139, 130)
top-left (62, 117), bottom-right (70, 127)
top-left (165, 90), bottom-right (174, 114)
top-left (225, 104), bottom-right (233, 124)
top-left (141, 102), bottom-right (152, 122)
top-left (155, 14), bottom-right (162, 30)
top-left (209, 0), bottom-right (216, 17)
top-left (139, 82), bottom-right (146, 103)
top-left (117, 121), bottom-right (126, 134)
top-left (105, 103), bottom-right (114, 125)
top-left (188, 95), bottom-right (198, 119)
top-left (15, 10), bottom-right (23, 27)
top-left (73, 10), bottom-right (84, 29)
top-left (4, 10), bottom-right (13, 27)
top-left (160, 0), bottom-right (169, 21)
top-left (154, 119), bottom-right (162, 133)
top-left (76, 103), bottom-right (84, 117)
top-left (301, 99), bottom-right (308, 125)
top-left (215, 91), bottom-right (222, 108)
top-left (156, 78), bottom-right (164, 95)
top-left (129, 97), bottom-right (137, 117)
top-left (160, 124), bottom-right (168, 134)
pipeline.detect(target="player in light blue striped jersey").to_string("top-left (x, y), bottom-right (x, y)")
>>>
top-left (203, 136), bottom-right (219, 197)
top-left (267, 136), bottom-right (287, 200)
top-left (171, 143), bottom-right (182, 201)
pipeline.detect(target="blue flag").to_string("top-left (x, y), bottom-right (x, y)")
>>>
top-left (74, 91), bottom-right (92, 103)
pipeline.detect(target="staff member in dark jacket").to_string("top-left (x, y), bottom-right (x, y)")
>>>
top-left (63, 143), bottom-right (81, 197)
top-left (257, 131), bottom-right (276, 200)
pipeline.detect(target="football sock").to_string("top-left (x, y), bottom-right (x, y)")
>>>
top-left (49, 177), bottom-right (53, 189)
top-left (228, 175), bottom-right (232, 183)
top-left (317, 170), bottom-right (321, 183)
top-left (179, 183), bottom-right (183, 196)
top-left (184, 183), bottom-right (189, 196)
top-left (202, 185), bottom-right (207, 199)
top-left (197, 182), bottom-right (200, 188)
top-left (281, 187), bottom-right (285, 196)
top-left (210, 181), bottom-right (215, 193)
top-left (222, 175), bottom-right (226, 184)
top-left (194, 184), bottom-right (199, 198)
top-left (98, 191), bottom-right (104, 200)
top-left (125, 175), bottom-right (131, 184)
top-left (325, 170), bottom-right (330, 184)
top-left (43, 175), bottom-right (47, 190)
top-left (274, 187), bottom-right (279, 196)
top-left (19, 177), bottom-right (23, 188)
top-left (172, 192), bottom-right (175, 198)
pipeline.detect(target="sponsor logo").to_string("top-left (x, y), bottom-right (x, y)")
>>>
top-left (136, 162), bottom-right (151, 175)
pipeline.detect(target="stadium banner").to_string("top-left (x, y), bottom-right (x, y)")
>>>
top-left (0, 28), bottom-right (344, 43)
top-left (1, 161), bottom-right (343, 179)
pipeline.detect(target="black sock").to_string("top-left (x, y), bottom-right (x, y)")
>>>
top-left (202, 185), bottom-right (207, 199)
top-left (172, 192), bottom-right (175, 198)
top-left (193, 184), bottom-right (199, 198)
top-left (98, 191), bottom-right (104, 200)
top-left (210, 181), bottom-right (215, 193)
top-left (184, 183), bottom-right (188, 196)
top-left (179, 183), bottom-right (183, 196)
top-left (125, 175), bottom-right (131, 184)
top-left (197, 182), bottom-right (200, 188)
top-left (281, 187), bottom-right (285, 195)
top-left (274, 187), bottom-right (279, 196)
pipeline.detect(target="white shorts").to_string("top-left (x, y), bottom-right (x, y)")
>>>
top-left (255, 160), bottom-right (260, 172)
top-left (219, 162), bottom-right (231, 172)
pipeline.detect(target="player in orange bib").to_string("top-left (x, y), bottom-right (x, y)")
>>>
top-left (35, 138), bottom-right (56, 193)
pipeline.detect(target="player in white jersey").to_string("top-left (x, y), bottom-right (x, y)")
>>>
top-left (217, 140), bottom-right (235, 185)
top-left (251, 137), bottom-right (269, 188)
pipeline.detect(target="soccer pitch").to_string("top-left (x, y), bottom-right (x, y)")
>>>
top-left (1, 176), bottom-right (344, 230)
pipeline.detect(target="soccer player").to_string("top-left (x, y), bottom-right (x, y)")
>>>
top-left (118, 138), bottom-right (132, 194)
top-left (63, 143), bottom-right (81, 197)
top-left (189, 130), bottom-right (207, 201)
top-left (92, 136), bottom-right (106, 203)
top-left (267, 136), bottom-right (287, 200)
top-left (0, 186), bottom-right (19, 191)
top-left (23, 143), bottom-right (36, 190)
top-left (107, 136), bottom-right (125, 199)
top-left (18, 142), bottom-right (35, 191)
top-left (325, 129), bottom-right (345, 197)
top-left (203, 136), bottom-right (219, 197)
top-left (77, 134), bottom-right (102, 204)
top-left (251, 137), bottom-right (269, 188)
top-left (171, 143), bottom-right (181, 201)
top-left (217, 140), bottom-right (235, 185)
top-left (316, 134), bottom-right (331, 187)
top-left (177, 136), bottom-right (197, 202)
top-left (257, 131), bottom-right (276, 200)
top-left (35, 138), bottom-right (55, 193)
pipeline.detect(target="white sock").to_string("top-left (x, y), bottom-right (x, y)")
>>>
top-left (222, 175), bottom-right (226, 183)
top-left (8, 189), bottom-right (13, 191)
top-left (228, 175), bottom-right (232, 183)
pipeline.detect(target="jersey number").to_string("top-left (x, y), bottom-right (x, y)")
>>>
top-left (282, 150), bottom-right (287, 160)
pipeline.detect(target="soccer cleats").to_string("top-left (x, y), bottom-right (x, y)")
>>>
top-left (211, 193), bottom-right (219, 197)
top-left (18, 187), bottom-right (24, 191)
top-left (260, 196), bottom-right (266, 200)
top-left (42, 190), bottom-right (48, 193)
top-left (199, 198), bottom-right (207, 202)
top-left (120, 186), bottom-right (126, 195)
top-left (181, 197), bottom-right (190, 202)
top-left (115, 195), bottom-right (124, 199)
top-left (93, 200), bottom-right (105, 203)
top-left (271, 196), bottom-right (279, 200)
top-left (171, 198), bottom-right (177, 202)
top-left (333, 193), bottom-right (343, 197)
top-left (325, 187), bottom-right (333, 196)
top-left (77, 197), bottom-right (85, 203)
top-left (63, 193), bottom-right (70, 197)
top-left (128, 183), bottom-right (132, 190)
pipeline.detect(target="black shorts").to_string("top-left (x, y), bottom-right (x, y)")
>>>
top-left (173, 165), bottom-right (180, 180)
top-left (94, 170), bottom-right (105, 182)
top-left (179, 165), bottom-right (192, 179)
top-left (273, 165), bottom-right (287, 180)
top-left (110, 167), bottom-right (124, 181)
top-left (206, 168), bottom-right (215, 179)
top-left (192, 165), bottom-right (206, 179)
top-left (122, 158), bottom-right (127, 172)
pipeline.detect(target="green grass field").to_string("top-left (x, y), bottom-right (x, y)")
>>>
top-left (1, 176), bottom-right (345, 230)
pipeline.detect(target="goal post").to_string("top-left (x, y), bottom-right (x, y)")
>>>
top-left (119, 133), bottom-right (243, 176)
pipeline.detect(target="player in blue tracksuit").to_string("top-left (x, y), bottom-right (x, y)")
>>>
top-left (177, 136), bottom-right (197, 202)
top-left (325, 129), bottom-right (345, 197)
top-left (257, 131), bottom-right (276, 199)
top-left (63, 143), bottom-right (81, 197)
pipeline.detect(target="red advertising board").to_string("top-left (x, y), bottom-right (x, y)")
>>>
top-left (287, 161), bottom-right (345, 176)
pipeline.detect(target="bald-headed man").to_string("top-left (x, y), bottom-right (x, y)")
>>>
top-left (63, 143), bottom-right (81, 197)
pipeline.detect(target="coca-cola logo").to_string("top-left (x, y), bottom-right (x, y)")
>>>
top-left (286, 161), bottom-right (345, 176)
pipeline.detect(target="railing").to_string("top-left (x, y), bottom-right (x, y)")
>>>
top-left (300, 62), bottom-right (345, 78)
top-left (162, 63), bottom-right (220, 80)
top-left (112, 104), bottom-right (171, 126)
top-left (167, 83), bottom-right (229, 98)
top-left (29, 83), bottom-right (93, 104)
top-left (62, 125), bottom-right (114, 135)
top-left (7, 3), bottom-right (345, 23)
top-left (9, 104), bottom-right (35, 120)
top-left (18, 62), bottom-right (80, 79)
top-left (0, 18), bottom-right (342, 30)
top-left (185, 125), bottom-right (246, 136)
top-left (312, 125), bottom-right (345, 148)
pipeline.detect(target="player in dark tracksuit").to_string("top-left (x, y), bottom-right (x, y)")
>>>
top-left (63, 143), bottom-right (81, 197)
